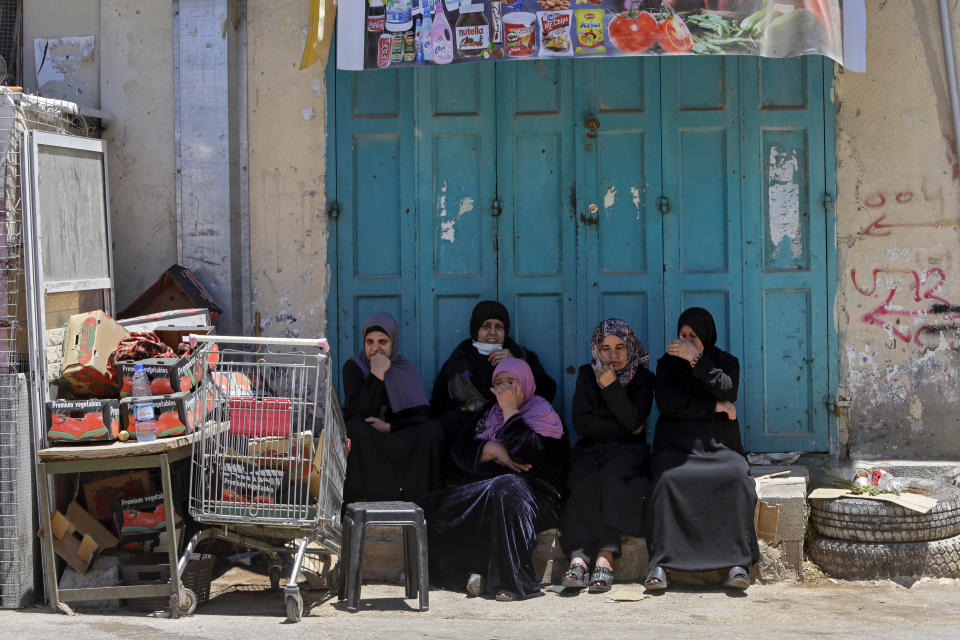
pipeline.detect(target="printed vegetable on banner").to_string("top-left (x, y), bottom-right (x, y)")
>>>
top-left (338, 0), bottom-right (864, 70)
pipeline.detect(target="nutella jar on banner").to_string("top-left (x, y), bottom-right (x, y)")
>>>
top-left (455, 3), bottom-right (490, 58)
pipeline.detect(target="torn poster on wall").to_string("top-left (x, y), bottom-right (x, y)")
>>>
top-left (34, 36), bottom-right (98, 107)
top-left (337, 0), bottom-right (866, 72)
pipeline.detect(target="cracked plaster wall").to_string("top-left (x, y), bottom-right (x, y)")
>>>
top-left (834, 0), bottom-right (960, 457)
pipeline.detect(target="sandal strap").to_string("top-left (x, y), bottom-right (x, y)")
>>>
top-left (590, 566), bottom-right (614, 583)
top-left (564, 563), bottom-right (587, 580)
top-left (644, 566), bottom-right (666, 585)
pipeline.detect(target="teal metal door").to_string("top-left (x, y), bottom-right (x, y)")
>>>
top-left (329, 56), bottom-right (833, 452)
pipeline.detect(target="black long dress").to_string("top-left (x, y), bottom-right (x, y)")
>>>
top-left (341, 359), bottom-right (444, 505)
top-left (420, 409), bottom-right (569, 599)
top-left (559, 364), bottom-right (655, 561)
top-left (646, 350), bottom-right (760, 572)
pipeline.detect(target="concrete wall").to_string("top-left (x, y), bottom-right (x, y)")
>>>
top-left (23, 0), bottom-right (100, 108)
top-left (247, 0), bottom-right (329, 339)
top-left (100, 0), bottom-right (178, 310)
top-left (833, 0), bottom-right (960, 458)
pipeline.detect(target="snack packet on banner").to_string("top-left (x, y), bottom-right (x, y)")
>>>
top-left (538, 10), bottom-right (574, 57)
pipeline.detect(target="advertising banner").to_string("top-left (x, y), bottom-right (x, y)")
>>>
top-left (337, 0), bottom-right (866, 72)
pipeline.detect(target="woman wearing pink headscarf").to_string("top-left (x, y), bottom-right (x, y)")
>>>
top-left (421, 358), bottom-right (568, 601)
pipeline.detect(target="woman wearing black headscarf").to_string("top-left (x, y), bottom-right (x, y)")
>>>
top-left (431, 301), bottom-right (557, 415)
top-left (341, 312), bottom-right (444, 505)
top-left (431, 301), bottom-right (557, 479)
top-left (643, 307), bottom-right (759, 591)
top-left (558, 318), bottom-right (655, 593)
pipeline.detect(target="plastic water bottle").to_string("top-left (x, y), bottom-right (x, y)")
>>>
top-left (131, 363), bottom-right (157, 442)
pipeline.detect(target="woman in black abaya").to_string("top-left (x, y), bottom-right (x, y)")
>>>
top-left (558, 318), bottom-right (655, 593)
top-left (422, 358), bottom-right (568, 601)
top-left (643, 307), bottom-right (759, 591)
top-left (431, 301), bottom-right (557, 482)
top-left (341, 312), bottom-right (444, 505)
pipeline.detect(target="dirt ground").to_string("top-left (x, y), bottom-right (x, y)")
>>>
top-left (3, 565), bottom-right (959, 640)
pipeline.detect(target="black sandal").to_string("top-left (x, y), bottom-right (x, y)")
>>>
top-left (723, 566), bottom-right (750, 590)
top-left (495, 590), bottom-right (517, 602)
top-left (587, 566), bottom-right (614, 593)
top-left (644, 565), bottom-right (668, 591)
top-left (561, 562), bottom-right (589, 589)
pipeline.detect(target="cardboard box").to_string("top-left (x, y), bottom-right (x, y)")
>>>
top-left (120, 390), bottom-right (200, 439)
top-left (120, 265), bottom-right (222, 322)
top-left (118, 351), bottom-right (204, 397)
top-left (60, 311), bottom-right (129, 397)
top-left (117, 308), bottom-right (212, 333)
top-left (37, 502), bottom-right (119, 574)
top-left (248, 432), bottom-right (324, 500)
top-left (82, 471), bottom-right (154, 520)
top-left (113, 492), bottom-right (183, 553)
top-left (46, 398), bottom-right (120, 444)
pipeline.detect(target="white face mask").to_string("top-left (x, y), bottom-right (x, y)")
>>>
top-left (473, 341), bottom-right (502, 356)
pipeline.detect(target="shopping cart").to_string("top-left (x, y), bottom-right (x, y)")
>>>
top-left (178, 335), bottom-right (347, 622)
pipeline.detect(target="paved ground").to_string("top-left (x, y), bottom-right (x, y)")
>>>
top-left (3, 568), bottom-right (959, 640)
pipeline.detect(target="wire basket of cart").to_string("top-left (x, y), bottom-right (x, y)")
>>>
top-left (181, 335), bottom-right (347, 622)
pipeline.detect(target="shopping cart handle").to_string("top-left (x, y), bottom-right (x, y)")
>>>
top-left (317, 338), bottom-right (330, 353)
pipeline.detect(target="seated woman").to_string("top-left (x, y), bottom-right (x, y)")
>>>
top-left (558, 318), bottom-right (655, 593)
top-left (341, 311), bottom-right (444, 505)
top-left (643, 307), bottom-right (759, 591)
top-left (431, 300), bottom-right (556, 420)
top-left (422, 358), bottom-right (568, 601)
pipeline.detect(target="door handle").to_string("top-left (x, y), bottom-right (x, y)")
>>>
top-left (585, 115), bottom-right (600, 139)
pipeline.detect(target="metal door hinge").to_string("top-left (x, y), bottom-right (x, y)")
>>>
top-left (658, 195), bottom-right (671, 215)
top-left (327, 200), bottom-right (341, 220)
top-left (822, 193), bottom-right (835, 211)
top-left (490, 198), bottom-right (502, 218)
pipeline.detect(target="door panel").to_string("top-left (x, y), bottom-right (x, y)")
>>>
top-left (415, 65), bottom-right (499, 382)
top-left (740, 56), bottom-right (829, 451)
top-left (574, 56), bottom-right (664, 379)
top-left (661, 56), bottom-right (744, 366)
top-left (334, 69), bottom-right (418, 376)
top-left (496, 61), bottom-right (579, 410)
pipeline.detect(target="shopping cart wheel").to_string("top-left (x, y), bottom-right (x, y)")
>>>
top-left (179, 588), bottom-right (198, 616)
top-left (285, 591), bottom-right (303, 623)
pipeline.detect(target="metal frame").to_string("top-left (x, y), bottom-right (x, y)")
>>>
top-left (22, 130), bottom-right (115, 460)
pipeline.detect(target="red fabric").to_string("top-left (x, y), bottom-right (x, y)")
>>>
top-left (106, 332), bottom-right (176, 381)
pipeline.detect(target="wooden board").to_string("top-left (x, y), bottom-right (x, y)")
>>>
top-left (38, 424), bottom-right (223, 461)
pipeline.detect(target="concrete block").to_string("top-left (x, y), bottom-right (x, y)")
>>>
top-left (755, 477), bottom-right (808, 543)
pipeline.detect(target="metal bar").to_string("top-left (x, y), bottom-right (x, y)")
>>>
top-left (185, 334), bottom-right (330, 349)
top-left (35, 462), bottom-right (59, 611)
top-left (58, 584), bottom-right (175, 601)
top-left (40, 450), bottom-right (192, 475)
top-left (159, 453), bottom-right (182, 618)
top-left (939, 0), bottom-right (960, 198)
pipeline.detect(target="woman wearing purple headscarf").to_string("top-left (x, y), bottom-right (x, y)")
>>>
top-left (341, 312), bottom-right (444, 505)
top-left (558, 318), bottom-right (655, 594)
top-left (421, 358), bottom-right (568, 601)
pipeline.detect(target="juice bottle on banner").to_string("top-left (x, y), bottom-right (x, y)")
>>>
top-left (422, 5), bottom-right (434, 62)
top-left (386, 0), bottom-right (413, 33)
top-left (403, 28), bottom-right (416, 62)
top-left (430, 2), bottom-right (454, 64)
top-left (366, 0), bottom-right (386, 68)
top-left (414, 10), bottom-right (425, 65)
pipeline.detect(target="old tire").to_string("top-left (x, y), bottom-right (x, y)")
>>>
top-left (809, 533), bottom-right (960, 580)
top-left (810, 478), bottom-right (960, 543)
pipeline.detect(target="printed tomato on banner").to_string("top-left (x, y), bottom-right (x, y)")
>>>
top-left (344, 0), bottom-right (850, 70)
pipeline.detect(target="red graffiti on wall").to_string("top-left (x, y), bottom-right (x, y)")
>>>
top-left (861, 185), bottom-right (957, 236)
top-left (851, 267), bottom-right (960, 347)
